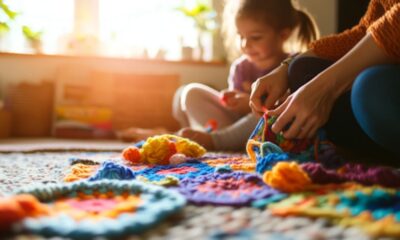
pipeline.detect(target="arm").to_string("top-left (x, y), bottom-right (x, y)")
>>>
top-left (309, 0), bottom-right (380, 61)
top-left (269, 33), bottom-right (396, 139)
top-left (369, 3), bottom-right (400, 60)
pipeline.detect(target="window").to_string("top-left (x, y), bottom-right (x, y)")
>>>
top-left (1, 0), bottom-right (216, 61)
top-left (4, 0), bottom-right (74, 54)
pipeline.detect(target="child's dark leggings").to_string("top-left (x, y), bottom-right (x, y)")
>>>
top-left (288, 56), bottom-right (400, 158)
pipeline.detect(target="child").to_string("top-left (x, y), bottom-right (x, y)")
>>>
top-left (118, 0), bottom-right (319, 151)
top-left (250, 0), bottom-right (400, 160)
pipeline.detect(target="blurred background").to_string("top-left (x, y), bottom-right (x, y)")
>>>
top-left (0, 0), bottom-right (369, 139)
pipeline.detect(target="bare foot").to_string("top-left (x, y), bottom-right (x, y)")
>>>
top-left (178, 128), bottom-right (214, 150)
top-left (116, 127), bottom-right (168, 142)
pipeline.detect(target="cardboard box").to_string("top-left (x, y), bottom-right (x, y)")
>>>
top-left (0, 108), bottom-right (11, 138)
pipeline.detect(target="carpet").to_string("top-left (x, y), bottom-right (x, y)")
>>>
top-left (0, 149), bottom-right (373, 239)
top-left (0, 138), bottom-right (130, 153)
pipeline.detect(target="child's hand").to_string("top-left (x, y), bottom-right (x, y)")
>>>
top-left (220, 89), bottom-right (237, 105)
top-left (220, 90), bottom-right (251, 115)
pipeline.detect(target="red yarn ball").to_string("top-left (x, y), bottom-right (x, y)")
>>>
top-left (122, 146), bottom-right (141, 164)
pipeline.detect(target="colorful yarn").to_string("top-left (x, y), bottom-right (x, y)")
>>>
top-left (249, 115), bottom-right (313, 154)
top-left (122, 134), bottom-right (206, 165)
top-left (64, 163), bottom-right (100, 182)
top-left (263, 162), bottom-right (312, 193)
top-left (255, 150), bottom-right (291, 174)
top-left (247, 114), bottom-right (343, 173)
top-left (269, 185), bottom-right (400, 237)
top-left (204, 156), bottom-right (256, 172)
top-left (54, 195), bottom-right (142, 220)
top-left (89, 161), bottom-right (136, 181)
top-left (122, 146), bottom-right (142, 164)
top-left (133, 160), bottom-right (215, 181)
top-left (89, 160), bottom-right (215, 182)
top-left (301, 162), bottom-right (400, 188)
top-left (0, 194), bottom-right (49, 231)
top-left (178, 172), bottom-right (285, 206)
top-left (136, 175), bottom-right (180, 187)
top-left (16, 180), bottom-right (186, 238)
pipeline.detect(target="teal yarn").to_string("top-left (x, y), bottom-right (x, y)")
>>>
top-left (16, 180), bottom-right (186, 239)
top-left (214, 165), bottom-right (233, 173)
top-left (335, 188), bottom-right (400, 221)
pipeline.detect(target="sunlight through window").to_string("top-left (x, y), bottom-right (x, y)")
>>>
top-left (5, 0), bottom-right (74, 54)
top-left (2, 0), bottom-right (215, 61)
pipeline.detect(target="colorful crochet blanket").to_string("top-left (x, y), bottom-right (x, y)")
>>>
top-left (7, 180), bottom-right (186, 239)
top-left (269, 183), bottom-right (400, 238)
top-left (7, 122), bottom-right (398, 239)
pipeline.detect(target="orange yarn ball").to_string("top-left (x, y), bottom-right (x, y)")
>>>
top-left (122, 146), bottom-right (141, 164)
top-left (0, 194), bottom-right (48, 231)
top-left (263, 162), bottom-right (311, 193)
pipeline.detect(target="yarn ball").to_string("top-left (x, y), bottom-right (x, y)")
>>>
top-left (0, 194), bottom-right (48, 231)
top-left (263, 161), bottom-right (311, 193)
top-left (122, 146), bottom-right (142, 164)
top-left (169, 153), bottom-right (187, 165)
top-left (123, 134), bottom-right (206, 165)
top-left (175, 138), bottom-right (206, 158)
top-left (142, 137), bottom-right (177, 165)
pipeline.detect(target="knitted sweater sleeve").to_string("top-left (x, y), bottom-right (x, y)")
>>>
top-left (369, 3), bottom-right (400, 61)
top-left (309, 0), bottom-right (380, 61)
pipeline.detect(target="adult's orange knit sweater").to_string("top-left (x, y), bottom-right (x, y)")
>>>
top-left (310, 0), bottom-right (400, 61)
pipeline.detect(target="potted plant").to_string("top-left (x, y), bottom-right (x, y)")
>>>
top-left (176, 0), bottom-right (216, 61)
top-left (0, 0), bottom-right (18, 36)
top-left (22, 26), bottom-right (43, 53)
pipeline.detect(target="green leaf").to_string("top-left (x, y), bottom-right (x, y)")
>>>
top-left (175, 0), bottom-right (216, 32)
top-left (22, 25), bottom-right (42, 41)
top-left (0, 0), bottom-right (18, 19)
top-left (0, 22), bottom-right (9, 35)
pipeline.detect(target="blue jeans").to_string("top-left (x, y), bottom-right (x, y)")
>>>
top-left (288, 57), bottom-right (400, 158)
top-left (352, 65), bottom-right (400, 156)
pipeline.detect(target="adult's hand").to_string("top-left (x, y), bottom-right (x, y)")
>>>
top-left (249, 64), bottom-right (290, 116)
top-left (268, 33), bottom-right (395, 139)
top-left (268, 74), bottom-right (337, 139)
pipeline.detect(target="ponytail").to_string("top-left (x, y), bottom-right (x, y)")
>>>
top-left (295, 9), bottom-right (319, 50)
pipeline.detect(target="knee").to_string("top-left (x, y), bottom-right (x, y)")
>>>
top-left (287, 57), bottom-right (333, 91)
top-left (180, 83), bottom-right (212, 107)
top-left (352, 66), bottom-right (384, 98)
top-left (287, 57), bottom-right (311, 91)
top-left (351, 65), bottom-right (400, 154)
top-left (351, 66), bottom-right (394, 111)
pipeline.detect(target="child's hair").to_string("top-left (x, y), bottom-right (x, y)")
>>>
top-left (222, 0), bottom-right (320, 61)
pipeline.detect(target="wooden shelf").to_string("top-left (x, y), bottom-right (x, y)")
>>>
top-left (0, 51), bottom-right (227, 67)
